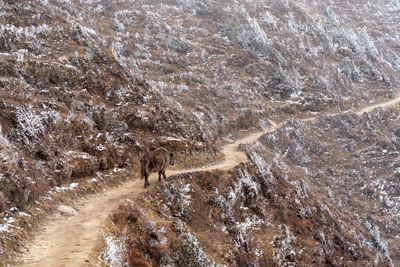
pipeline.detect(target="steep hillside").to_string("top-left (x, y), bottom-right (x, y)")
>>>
top-left (0, 0), bottom-right (399, 265)
top-left (106, 107), bottom-right (400, 266)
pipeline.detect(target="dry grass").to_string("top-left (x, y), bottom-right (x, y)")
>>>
top-left (108, 203), bottom-right (166, 266)
top-left (0, 192), bottom-right (6, 215)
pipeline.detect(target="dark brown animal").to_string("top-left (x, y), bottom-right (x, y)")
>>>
top-left (140, 147), bottom-right (174, 188)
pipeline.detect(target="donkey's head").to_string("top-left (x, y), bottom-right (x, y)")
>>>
top-left (169, 153), bottom-right (175, 166)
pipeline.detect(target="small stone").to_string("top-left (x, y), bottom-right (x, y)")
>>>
top-left (57, 205), bottom-right (78, 216)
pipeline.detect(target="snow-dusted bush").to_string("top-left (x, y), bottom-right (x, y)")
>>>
top-left (15, 107), bottom-right (59, 141)
top-left (178, 0), bottom-right (213, 15)
top-left (271, 152), bottom-right (292, 179)
top-left (249, 150), bottom-right (268, 177)
top-left (389, 0), bottom-right (400, 8)
top-left (55, 0), bottom-right (72, 4)
top-left (59, 112), bottom-right (97, 147)
top-left (207, 167), bottom-right (265, 253)
top-left (112, 18), bottom-right (125, 32)
top-left (230, 215), bottom-right (264, 252)
top-left (333, 27), bottom-right (379, 62)
top-left (303, 16), bottom-right (336, 53)
top-left (72, 23), bottom-right (103, 48)
top-left (103, 236), bottom-right (126, 267)
top-left (238, 168), bottom-right (260, 198)
top-left (173, 221), bottom-right (221, 267)
top-left (76, 24), bottom-right (97, 38)
top-left (161, 180), bottom-right (191, 218)
top-left (163, 34), bottom-right (189, 53)
top-left (364, 221), bottom-right (393, 265)
top-left (111, 41), bottom-right (141, 76)
top-left (114, 9), bottom-right (139, 24)
top-left (299, 36), bottom-right (321, 60)
top-left (273, 225), bottom-right (297, 266)
top-left (0, 125), bottom-right (11, 149)
top-left (79, 0), bottom-right (103, 6)
top-left (324, 6), bottom-right (339, 25)
top-left (340, 59), bottom-right (360, 82)
top-left (192, 111), bottom-right (215, 141)
top-left (224, 5), bottom-right (270, 52)
top-left (270, 65), bottom-right (303, 100)
top-left (0, 24), bottom-right (51, 40)
top-left (354, 29), bottom-right (379, 64)
top-left (261, 10), bottom-right (279, 30)
top-left (385, 50), bottom-right (400, 69)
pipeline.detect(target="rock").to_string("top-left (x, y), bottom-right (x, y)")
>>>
top-left (57, 205), bottom-right (78, 216)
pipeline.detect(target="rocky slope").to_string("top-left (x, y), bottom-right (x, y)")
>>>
top-left (21, 106), bottom-right (398, 267)
top-left (107, 108), bottom-right (400, 266)
top-left (0, 0), bottom-right (399, 265)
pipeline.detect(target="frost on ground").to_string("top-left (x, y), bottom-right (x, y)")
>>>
top-left (273, 225), bottom-right (297, 267)
top-left (123, 110), bottom-right (400, 265)
top-left (0, 0), bottom-right (400, 265)
top-left (173, 220), bottom-right (223, 267)
top-left (0, 217), bottom-right (16, 233)
top-left (117, 151), bottom-right (390, 266)
top-left (102, 236), bottom-right (126, 267)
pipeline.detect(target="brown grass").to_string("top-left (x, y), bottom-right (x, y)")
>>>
top-left (110, 203), bottom-right (167, 266)
top-left (0, 191), bottom-right (6, 215)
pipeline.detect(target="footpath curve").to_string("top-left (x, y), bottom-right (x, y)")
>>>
top-left (16, 96), bottom-right (400, 266)
top-left (16, 129), bottom-right (271, 267)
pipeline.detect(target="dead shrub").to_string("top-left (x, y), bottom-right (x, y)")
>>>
top-left (110, 203), bottom-right (169, 266)
top-left (0, 191), bottom-right (6, 215)
top-left (64, 152), bottom-right (98, 179)
top-left (233, 251), bottom-right (258, 267)
top-left (236, 110), bottom-right (260, 129)
top-left (126, 249), bottom-right (151, 267)
top-left (4, 177), bottom-right (29, 210)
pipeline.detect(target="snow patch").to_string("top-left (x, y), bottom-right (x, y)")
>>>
top-left (103, 236), bottom-right (126, 267)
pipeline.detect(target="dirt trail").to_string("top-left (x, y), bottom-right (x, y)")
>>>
top-left (16, 95), bottom-right (400, 267)
top-left (16, 130), bottom-right (267, 267)
top-left (356, 96), bottom-right (400, 115)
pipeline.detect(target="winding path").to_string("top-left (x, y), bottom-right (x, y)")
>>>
top-left (16, 130), bottom-right (269, 267)
top-left (16, 96), bottom-right (400, 266)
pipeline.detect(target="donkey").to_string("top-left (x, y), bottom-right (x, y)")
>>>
top-left (140, 147), bottom-right (175, 188)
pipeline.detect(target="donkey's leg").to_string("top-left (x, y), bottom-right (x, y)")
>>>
top-left (162, 170), bottom-right (167, 180)
top-left (158, 171), bottom-right (162, 181)
top-left (144, 175), bottom-right (150, 188)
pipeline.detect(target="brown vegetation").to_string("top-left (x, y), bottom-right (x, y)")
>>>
top-left (0, 192), bottom-right (6, 216)
top-left (1, 0), bottom-right (400, 265)
top-left (108, 203), bottom-right (167, 267)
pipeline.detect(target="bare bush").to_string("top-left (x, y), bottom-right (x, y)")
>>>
top-left (0, 192), bottom-right (6, 216)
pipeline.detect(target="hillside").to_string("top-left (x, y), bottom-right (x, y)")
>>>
top-left (0, 0), bottom-right (400, 266)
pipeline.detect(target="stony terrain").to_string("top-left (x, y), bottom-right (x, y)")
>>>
top-left (107, 102), bottom-right (400, 267)
top-left (0, 0), bottom-right (399, 266)
top-left (15, 128), bottom-right (263, 266)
